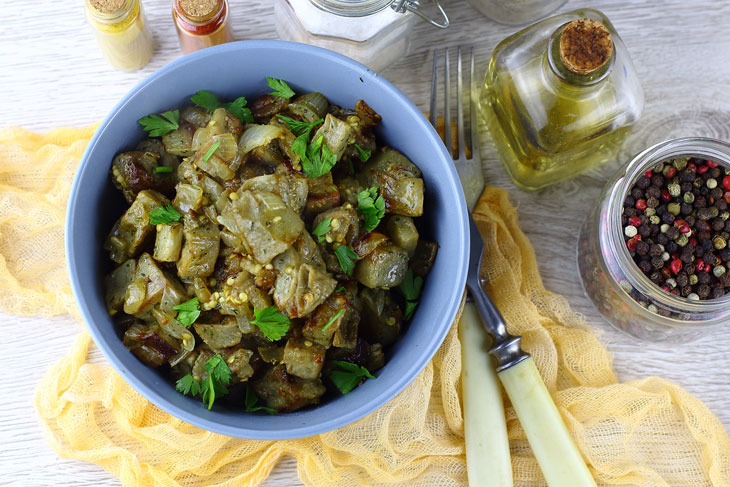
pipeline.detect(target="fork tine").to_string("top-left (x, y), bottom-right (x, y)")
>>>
top-left (456, 47), bottom-right (466, 159)
top-left (429, 49), bottom-right (438, 130)
top-left (444, 48), bottom-right (452, 159)
top-left (469, 47), bottom-right (479, 163)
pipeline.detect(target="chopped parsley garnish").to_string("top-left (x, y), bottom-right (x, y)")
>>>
top-left (138, 110), bottom-right (179, 137)
top-left (312, 217), bottom-right (332, 243)
top-left (266, 77), bottom-right (295, 99)
top-left (175, 354), bottom-right (231, 410)
top-left (173, 297), bottom-right (201, 327)
top-left (334, 286), bottom-right (346, 293)
top-left (399, 268), bottom-right (423, 320)
top-left (334, 245), bottom-right (359, 276)
top-left (245, 384), bottom-right (277, 415)
top-left (301, 135), bottom-right (337, 179)
top-left (202, 140), bottom-right (221, 163)
top-left (357, 186), bottom-right (386, 232)
top-left (149, 204), bottom-right (182, 225)
top-left (354, 143), bottom-right (371, 162)
top-left (276, 115), bottom-right (323, 135)
top-left (322, 308), bottom-right (345, 333)
top-left (191, 90), bottom-right (254, 123)
top-left (154, 166), bottom-right (173, 174)
top-left (251, 306), bottom-right (290, 341)
top-left (329, 361), bottom-right (375, 394)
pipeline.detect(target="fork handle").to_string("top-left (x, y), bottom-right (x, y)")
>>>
top-left (498, 358), bottom-right (597, 487)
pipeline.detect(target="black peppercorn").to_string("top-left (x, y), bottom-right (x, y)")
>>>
top-left (676, 272), bottom-right (689, 287)
top-left (651, 174), bottom-right (664, 187)
top-left (697, 283), bottom-right (711, 298)
top-left (647, 186), bottom-right (661, 199)
top-left (698, 272), bottom-right (711, 285)
top-left (697, 208), bottom-right (712, 220)
top-left (651, 256), bottom-right (664, 269)
top-left (712, 218), bottom-right (725, 231)
top-left (712, 287), bottom-right (725, 299)
top-left (624, 195), bottom-right (635, 207)
top-left (636, 175), bottom-right (651, 189)
top-left (635, 241), bottom-right (649, 256)
top-left (631, 188), bottom-right (644, 200)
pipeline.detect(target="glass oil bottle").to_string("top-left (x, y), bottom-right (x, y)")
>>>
top-left (479, 9), bottom-right (644, 190)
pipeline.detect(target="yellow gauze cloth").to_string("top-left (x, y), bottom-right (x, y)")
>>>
top-left (1, 125), bottom-right (729, 486)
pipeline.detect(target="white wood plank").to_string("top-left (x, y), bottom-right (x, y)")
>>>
top-left (1, 0), bottom-right (729, 485)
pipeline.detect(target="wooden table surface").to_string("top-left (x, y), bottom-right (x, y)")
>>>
top-left (2, 0), bottom-right (729, 485)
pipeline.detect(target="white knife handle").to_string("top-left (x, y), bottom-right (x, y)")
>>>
top-left (459, 302), bottom-right (513, 487)
top-left (498, 357), bottom-right (596, 487)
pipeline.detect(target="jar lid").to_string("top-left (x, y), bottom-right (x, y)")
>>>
top-left (311, 0), bottom-right (393, 17)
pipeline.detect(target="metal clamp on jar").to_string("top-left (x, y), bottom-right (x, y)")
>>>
top-left (274, 0), bottom-right (449, 71)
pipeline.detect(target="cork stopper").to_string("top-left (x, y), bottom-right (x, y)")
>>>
top-left (559, 18), bottom-right (614, 75)
top-left (180, 0), bottom-right (219, 18)
top-left (89, 0), bottom-right (126, 14)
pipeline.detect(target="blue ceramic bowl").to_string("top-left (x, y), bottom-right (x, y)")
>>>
top-left (66, 41), bottom-right (468, 439)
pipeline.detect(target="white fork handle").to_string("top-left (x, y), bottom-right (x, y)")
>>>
top-left (460, 302), bottom-right (513, 487)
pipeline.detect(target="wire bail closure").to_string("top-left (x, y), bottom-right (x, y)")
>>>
top-left (392, 0), bottom-right (449, 29)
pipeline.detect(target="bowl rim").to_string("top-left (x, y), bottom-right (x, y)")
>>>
top-left (65, 40), bottom-right (469, 439)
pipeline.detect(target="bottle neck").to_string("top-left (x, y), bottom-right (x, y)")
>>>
top-left (310, 0), bottom-right (393, 17)
top-left (545, 21), bottom-right (615, 86)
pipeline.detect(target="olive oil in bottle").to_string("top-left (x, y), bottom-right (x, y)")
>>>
top-left (480, 9), bottom-right (644, 190)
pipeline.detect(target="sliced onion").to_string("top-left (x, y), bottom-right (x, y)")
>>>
top-left (238, 124), bottom-right (285, 156)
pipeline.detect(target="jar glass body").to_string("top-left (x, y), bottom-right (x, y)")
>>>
top-left (479, 8), bottom-right (644, 190)
top-left (173, 0), bottom-right (234, 55)
top-left (466, 0), bottom-right (567, 26)
top-left (86, 0), bottom-right (153, 71)
top-left (274, 0), bottom-right (414, 71)
top-left (578, 138), bottom-right (730, 342)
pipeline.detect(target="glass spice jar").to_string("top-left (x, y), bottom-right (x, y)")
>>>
top-left (274, 0), bottom-right (449, 72)
top-left (173, 0), bottom-right (234, 55)
top-left (479, 9), bottom-right (644, 190)
top-left (578, 138), bottom-right (730, 342)
top-left (86, 0), bottom-right (154, 71)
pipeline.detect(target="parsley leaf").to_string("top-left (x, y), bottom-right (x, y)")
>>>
top-left (138, 110), bottom-right (179, 137)
top-left (334, 245), bottom-right (359, 275)
top-left (202, 140), bottom-right (221, 163)
top-left (354, 143), bottom-right (371, 162)
top-left (276, 115), bottom-right (323, 135)
top-left (329, 360), bottom-right (376, 394)
top-left (154, 166), bottom-right (173, 174)
top-left (302, 135), bottom-right (338, 179)
top-left (322, 308), bottom-right (345, 333)
top-left (245, 384), bottom-right (277, 415)
top-left (251, 306), bottom-right (290, 341)
top-left (357, 187), bottom-right (386, 232)
top-left (175, 354), bottom-right (231, 410)
top-left (149, 204), bottom-right (182, 225)
top-left (334, 286), bottom-right (346, 293)
top-left (176, 374), bottom-right (201, 396)
top-left (173, 297), bottom-right (201, 327)
top-left (399, 268), bottom-right (423, 320)
top-left (266, 77), bottom-right (295, 99)
top-left (191, 90), bottom-right (254, 123)
top-left (312, 217), bottom-right (332, 243)
top-left (191, 90), bottom-right (222, 112)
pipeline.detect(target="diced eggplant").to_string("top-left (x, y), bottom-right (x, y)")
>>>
top-left (355, 99), bottom-right (382, 131)
top-left (359, 288), bottom-right (404, 347)
top-left (177, 214), bottom-right (220, 279)
top-left (177, 160), bottom-right (223, 203)
top-left (354, 241), bottom-right (409, 289)
top-left (258, 345), bottom-right (284, 364)
top-left (311, 113), bottom-right (353, 162)
top-left (293, 231), bottom-right (326, 270)
top-left (162, 122), bottom-right (196, 156)
top-left (272, 248), bottom-right (337, 318)
top-left (173, 183), bottom-right (204, 214)
top-left (302, 292), bottom-right (358, 349)
top-left (385, 215), bottom-right (419, 256)
top-left (253, 364), bottom-right (326, 412)
top-left (336, 177), bottom-right (365, 207)
top-left (224, 348), bottom-right (254, 382)
top-left (352, 231), bottom-right (388, 259)
top-left (151, 306), bottom-right (195, 351)
top-left (363, 147), bottom-right (424, 217)
top-left (193, 136), bottom-right (237, 181)
top-left (218, 190), bottom-right (305, 265)
top-left (123, 322), bottom-right (181, 367)
top-left (153, 222), bottom-right (183, 262)
top-left (411, 240), bottom-right (439, 277)
top-left (250, 94), bottom-right (290, 124)
top-left (314, 207), bottom-right (360, 247)
top-left (305, 173), bottom-right (341, 216)
top-left (194, 318), bottom-right (243, 349)
top-left (181, 106), bottom-right (211, 127)
top-left (111, 151), bottom-right (178, 204)
top-left (241, 174), bottom-right (309, 214)
top-left (282, 338), bottom-right (326, 380)
top-left (105, 259), bottom-right (136, 315)
top-left (104, 190), bottom-right (168, 264)
top-left (124, 252), bottom-right (186, 315)
top-left (288, 92), bottom-right (329, 124)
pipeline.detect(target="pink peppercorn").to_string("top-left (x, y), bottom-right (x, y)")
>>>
top-left (636, 199), bottom-right (648, 210)
top-left (661, 189), bottom-right (671, 202)
top-left (697, 164), bottom-right (710, 175)
top-left (670, 259), bottom-right (682, 274)
top-left (695, 259), bottom-right (705, 273)
top-left (723, 176), bottom-right (730, 189)
top-left (629, 216), bottom-right (642, 227)
top-left (707, 160), bottom-right (718, 168)
top-left (627, 238), bottom-right (638, 251)
top-left (644, 170), bottom-right (653, 178)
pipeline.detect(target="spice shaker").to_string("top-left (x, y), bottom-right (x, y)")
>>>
top-left (274, 0), bottom-right (449, 72)
top-left (173, 0), bottom-right (234, 55)
top-left (86, 0), bottom-right (154, 71)
top-left (467, 0), bottom-right (566, 25)
top-left (479, 9), bottom-right (644, 190)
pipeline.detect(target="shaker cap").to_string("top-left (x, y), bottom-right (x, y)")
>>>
top-left (559, 18), bottom-right (614, 75)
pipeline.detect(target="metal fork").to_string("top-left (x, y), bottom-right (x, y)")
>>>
top-left (430, 48), bottom-right (597, 487)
